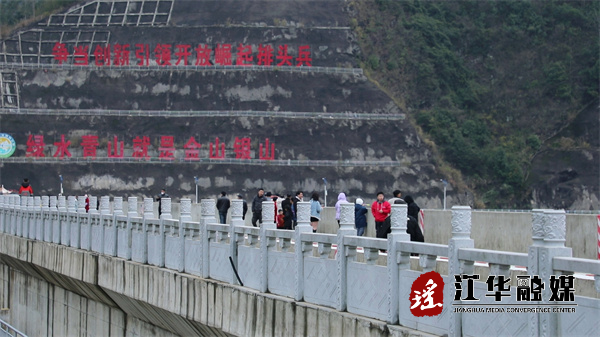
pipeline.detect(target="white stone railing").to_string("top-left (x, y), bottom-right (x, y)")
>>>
top-left (0, 195), bottom-right (599, 337)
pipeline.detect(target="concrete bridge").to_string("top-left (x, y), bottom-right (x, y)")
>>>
top-left (0, 195), bottom-right (599, 336)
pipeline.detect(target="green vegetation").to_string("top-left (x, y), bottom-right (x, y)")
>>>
top-left (0, 0), bottom-right (79, 37)
top-left (353, 0), bottom-right (599, 208)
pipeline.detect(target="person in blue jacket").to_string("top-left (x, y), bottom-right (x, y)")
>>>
top-left (354, 198), bottom-right (368, 236)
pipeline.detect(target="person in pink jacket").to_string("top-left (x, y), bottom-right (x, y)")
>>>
top-left (371, 191), bottom-right (391, 238)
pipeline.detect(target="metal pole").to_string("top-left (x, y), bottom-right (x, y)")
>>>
top-left (322, 178), bottom-right (327, 207)
top-left (59, 174), bottom-right (63, 196)
top-left (194, 176), bottom-right (198, 203)
top-left (441, 179), bottom-right (448, 210)
top-left (444, 185), bottom-right (447, 210)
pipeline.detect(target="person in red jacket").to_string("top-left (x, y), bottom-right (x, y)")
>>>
top-left (18, 178), bottom-right (33, 196)
top-left (371, 191), bottom-right (391, 238)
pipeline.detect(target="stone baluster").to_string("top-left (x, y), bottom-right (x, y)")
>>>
top-left (179, 198), bottom-right (192, 222)
top-left (128, 197), bottom-right (138, 218)
top-left (536, 209), bottom-right (572, 337)
top-left (230, 199), bottom-right (244, 227)
top-left (42, 196), bottom-right (50, 211)
top-left (447, 206), bottom-right (474, 337)
top-left (77, 196), bottom-right (87, 214)
top-left (0, 195), bottom-right (5, 233)
top-left (387, 203), bottom-right (410, 324)
top-left (261, 200), bottom-right (275, 229)
top-left (26, 196), bottom-right (35, 239)
top-left (336, 203), bottom-right (355, 312)
top-left (200, 199), bottom-right (216, 226)
top-left (57, 196), bottom-right (67, 245)
top-left (41, 196), bottom-right (50, 242)
top-left (160, 198), bottom-right (172, 220)
top-left (34, 196), bottom-right (42, 240)
top-left (89, 196), bottom-right (98, 214)
top-left (260, 200), bottom-right (277, 292)
top-left (18, 196), bottom-right (27, 237)
top-left (229, 199), bottom-right (244, 285)
top-left (78, 196), bottom-right (91, 250)
top-left (200, 198), bottom-right (216, 278)
top-left (527, 209), bottom-right (546, 336)
top-left (7, 195), bottom-right (15, 235)
top-left (294, 201), bottom-right (312, 300)
top-left (67, 196), bottom-right (77, 213)
top-left (143, 198), bottom-right (154, 219)
top-left (50, 196), bottom-right (59, 244)
top-left (99, 196), bottom-right (110, 215)
top-left (58, 196), bottom-right (66, 212)
top-left (113, 197), bottom-right (123, 216)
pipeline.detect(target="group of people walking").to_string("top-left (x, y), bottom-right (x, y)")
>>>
top-left (215, 187), bottom-right (424, 242)
top-left (340, 189), bottom-right (424, 242)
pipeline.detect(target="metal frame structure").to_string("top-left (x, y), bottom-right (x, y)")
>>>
top-left (43, 0), bottom-right (174, 27)
top-left (1, 29), bottom-right (110, 65)
top-left (0, 71), bottom-right (19, 109)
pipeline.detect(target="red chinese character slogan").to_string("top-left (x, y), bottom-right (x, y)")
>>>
top-left (20, 135), bottom-right (278, 160)
top-left (53, 42), bottom-right (311, 67)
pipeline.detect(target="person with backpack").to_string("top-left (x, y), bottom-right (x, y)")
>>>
top-left (18, 178), bottom-right (33, 196)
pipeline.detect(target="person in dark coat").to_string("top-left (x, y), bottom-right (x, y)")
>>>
top-left (156, 189), bottom-right (169, 218)
top-left (404, 195), bottom-right (421, 220)
top-left (406, 215), bottom-right (424, 242)
top-left (281, 194), bottom-right (293, 229)
top-left (251, 188), bottom-right (267, 227)
top-left (354, 198), bottom-right (368, 236)
top-left (216, 191), bottom-right (231, 224)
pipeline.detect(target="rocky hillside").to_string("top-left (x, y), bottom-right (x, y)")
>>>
top-left (0, 0), bottom-right (597, 210)
top-left (0, 0), bottom-right (449, 208)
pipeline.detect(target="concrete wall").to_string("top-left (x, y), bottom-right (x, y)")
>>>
top-left (423, 210), bottom-right (598, 259)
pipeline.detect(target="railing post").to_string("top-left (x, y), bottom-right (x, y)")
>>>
top-left (89, 196), bottom-right (98, 214)
top-left (123, 197), bottom-right (138, 260)
top-left (160, 197), bottom-right (172, 220)
top-left (34, 196), bottom-right (42, 240)
top-left (41, 196), bottom-right (50, 241)
top-left (143, 197), bottom-right (154, 219)
top-left (9, 195), bottom-right (17, 235)
top-left (69, 196), bottom-right (85, 249)
top-left (99, 196), bottom-right (110, 215)
top-left (528, 209), bottom-right (546, 336)
top-left (294, 201), bottom-right (312, 300)
top-left (57, 196), bottom-right (66, 244)
top-left (388, 203), bottom-right (409, 324)
top-left (127, 197), bottom-right (138, 218)
top-left (0, 195), bottom-right (6, 233)
top-left (447, 206), bottom-right (474, 337)
top-left (538, 209), bottom-right (572, 336)
top-left (63, 196), bottom-right (76, 246)
top-left (18, 196), bottom-right (27, 237)
top-left (105, 197), bottom-right (121, 256)
top-left (27, 196), bottom-right (35, 239)
top-left (180, 198), bottom-right (192, 222)
top-left (200, 198), bottom-right (216, 278)
top-left (260, 200), bottom-right (276, 292)
top-left (230, 199), bottom-right (244, 285)
top-left (113, 197), bottom-right (123, 216)
top-left (336, 203), bottom-right (355, 311)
